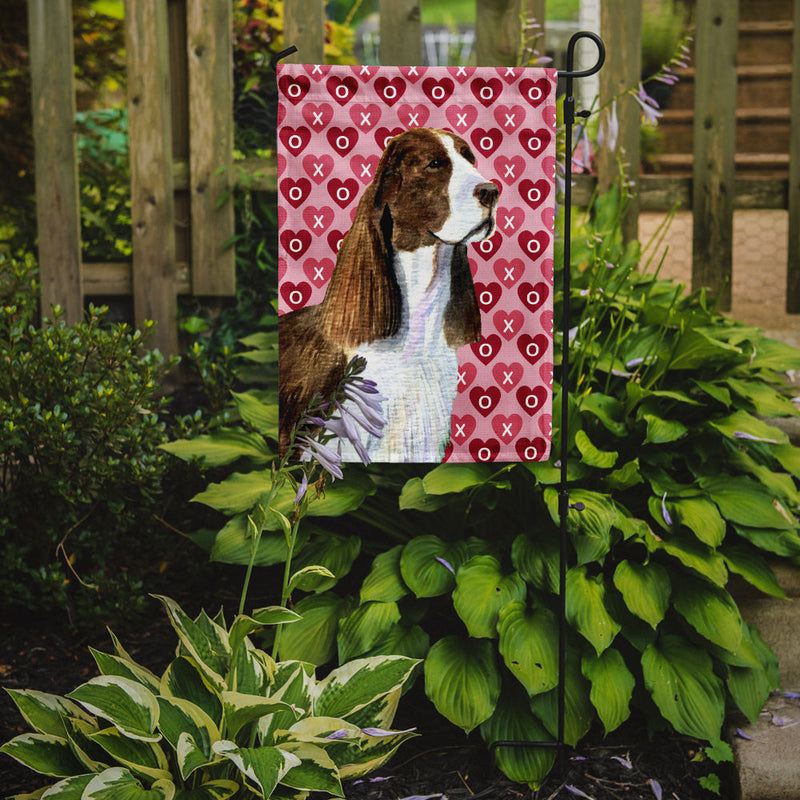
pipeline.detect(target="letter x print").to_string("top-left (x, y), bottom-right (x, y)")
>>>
top-left (454, 420), bottom-right (467, 439)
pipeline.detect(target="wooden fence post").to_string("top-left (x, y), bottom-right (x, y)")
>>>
top-left (187, 0), bottom-right (235, 295)
top-left (475, 0), bottom-right (537, 67)
top-left (28, 0), bottom-right (83, 324)
top-left (284, 0), bottom-right (325, 64)
top-left (787, 0), bottom-right (800, 313)
top-left (379, 0), bottom-right (421, 66)
top-left (598, 0), bottom-right (641, 244)
top-left (692, 0), bottom-right (738, 311)
top-left (126, 0), bottom-right (179, 355)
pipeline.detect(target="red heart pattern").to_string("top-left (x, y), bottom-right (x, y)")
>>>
top-left (277, 64), bottom-right (556, 463)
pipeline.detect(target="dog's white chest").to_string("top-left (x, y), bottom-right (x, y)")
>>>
top-left (348, 245), bottom-right (459, 462)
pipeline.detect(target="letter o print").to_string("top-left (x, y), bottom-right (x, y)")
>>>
top-left (527, 135), bottom-right (541, 152)
top-left (524, 390), bottom-right (540, 409)
top-left (432, 85), bottom-right (445, 100)
top-left (526, 238), bottom-right (541, 256)
top-left (479, 290), bottom-right (493, 306)
top-left (289, 186), bottom-right (303, 202)
top-left (526, 341), bottom-right (540, 360)
top-left (478, 446), bottom-right (492, 462)
top-left (527, 186), bottom-right (541, 204)
top-left (527, 85), bottom-right (542, 102)
top-left (383, 84), bottom-right (397, 100)
top-left (288, 83), bottom-right (302, 99)
top-left (480, 136), bottom-right (493, 152)
top-left (335, 84), bottom-right (349, 100)
top-left (334, 236), bottom-right (344, 251)
top-left (289, 289), bottom-right (304, 306)
top-left (478, 393), bottom-right (492, 410)
top-left (288, 134), bottom-right (302, 150)
top-left (527, 289), bottom-right (540, 306)
top-left (480, 85), bottom-right (494, 101)
top-left (336, 186), bottom-right (351, 203)
top-left (336, 135), bottom-right (350, 151)
top-left (479, 342), bottom-right (493, 359)
top-left (289, 237), bottom-right (303, 254)
top-left (479, 239), bottom-right (494, 254)
top-left (524, 444), bottom-right (538, 460)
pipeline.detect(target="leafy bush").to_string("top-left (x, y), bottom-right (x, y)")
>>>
top-left (0, 253), bottom-right (174, 622)
top-left (1, 595), bottom-right (419, 798)
top-left (165, 186), bottom-right (800, 788)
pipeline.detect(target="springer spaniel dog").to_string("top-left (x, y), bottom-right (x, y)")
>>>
top-left (279, 127), bottom-right (499, 461)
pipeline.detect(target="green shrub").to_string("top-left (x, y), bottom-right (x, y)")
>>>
top-left (0, 253), bottom-right (174, 622)
top-left (1, 595), bottom-right (419, 798)
top-left (166, 185), bottom-right (800, 788)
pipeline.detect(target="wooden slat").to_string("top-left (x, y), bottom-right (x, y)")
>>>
top-left (187, 0), bottom-right (235, 295)
top-left (82, 262), bottom-right (191, 296)
top-left (284, 0), bottom-right (325, 64)
top-left (475, 0), bottom-right (526, 67)
top-left (598, 0), bottom-right (641, 243)
top-left (787, 0), bottom-right (800, 312)
top-left (28, 0), bottom-right (83, 324)
top-left (379, 0), bottom-right (421, 65)
top-left (126, 0), bottom-right (179, 355)
top-left (691, 0), bottom-right (739, 311)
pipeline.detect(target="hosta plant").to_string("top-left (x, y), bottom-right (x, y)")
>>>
top-left (0, 595), bottom-right (419, 799)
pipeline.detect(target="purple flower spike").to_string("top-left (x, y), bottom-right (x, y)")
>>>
top-left (611, 755), bottom-right (633, 769)
top-left (736, 727), bottom-right (755, 741)
top-left (661, 492), bottom-right (673, 526)
top-left (326, 729), bottom-right (351, 740)
top-left (565, 786), bottom-right (595, 799)
top-left (296, 435), bottom-right (343, 480)
top-left (782, 691), bottom-right (800, 699)
top-left (294, 471), bottom-right (308, 505)
top-left (649, 779), bottom-right (663, 800)
top-left (435, 556), bottom-right (455, 574)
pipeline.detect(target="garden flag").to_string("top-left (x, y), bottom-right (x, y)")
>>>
top-left (277, 63), bottom-right (557, 464)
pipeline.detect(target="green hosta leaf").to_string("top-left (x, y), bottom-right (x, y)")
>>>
top-left (544, 488), bottom-right (617, 565)
top-left (528, 650), bottom-right (593, 747)
top-left (424, 636), bottom-right (501, 734)
top-left (288, 565), bottom-right (336, 594)
top-left (82, 768), bottom-right (174, 799)
top-left (398, 477), bottom-right (451, 511)
top-left (314, 656), bottom-right (420, 721)
top-left (319, 723), bottom-right (417, 780)
top-left (725, 378), bottom-right (799, 417)
top-left (643, 414), bottom-right (688, 444)
top-left (575, 429), bottom-right (618, 468)
top-left (733, 524), bottom-right (800, 558)
top-left (90, 650), bottom-right (161, 694)
top-left (668, 497), bottom-right (726, 547)
top-left (88, 727), bottom-right (170, 782)
top-left (155, 597), bottom-right (231, 690)
top-left (172, 780), bottom-right (239, 800)
top-left (193, 470), bottom-right (275, 515)
top-left (228, 609), bottom-right (299, 657)
top-left (337, 601), bottom-right (402, 663)
top-left (160, 428), bottom-right (272, 467)
top-left (360, 545), bottom-right (409, 603)
top-left (581, 649), bottom-right (635, 734)
top-left (693, 380), bottom-right (731, 407)
top-left (721, 543), bottom-right (786, 598)
top-left (231, 391), bottom-right (279, 437)
top-left (67, 676), bottom-right (160, 742)
top-left (4, 690), bottom-right (93, 737)
top-left (212, 741), bottom-right (299, 797)
top-left (452, 556), bottom-right (526, 639)
top-left (362, 624), bottom-right (430, 660)
top-left (709, 409), bottom-right (788, 445)
top-left (400, 536), bottom-right (468, 598)
top-left (727, 663), bottom-right (772, 723)
top-left (421, 463), bottom-right (495, 494)
top-left (511, 533), bottom-right (559, 593)
top-left (606, 459), bottom-right (644, 491)
top-left (566, 567), bottom-right (621, 654)
top-left (649, 529), bottom-right (728, 586)
top-left (277, 592), bottom-right (352, 665)
top-left (208, 515), bottom-right (301, 567)
top-left (276, 741), bottom-right (343, 796)
top-left (672, 574), bottom-right (743, 653)
top-left (160, 658), bottom-right (222, 728)
top-left (612, 560), bottom-right (670, 629)
top-left (221, 692), bottom-right (297, 740)
top-left (0, 733), bottom-right (85, 777)
top-left (480, 681), bottom-right (555, 789)
top-left (668, 328), bottom-right (743, 371)
top-left (702, 474), bottom-right (798, 529)
top-left (772, 442), bottom-right (800, 476)
top-left (60, 715), bottom-right (106, 773)
top-left (497, 601), bottom-right (558, 696)
top-left (291, 535), bottom-right (361, 592)
top-left (748, 336), bottom-right (800, 371)
top-left (580, 392), bottom-right (627, 436)
top-left (641, 634), bottom-right (725, 741)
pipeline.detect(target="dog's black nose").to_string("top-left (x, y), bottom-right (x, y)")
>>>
top-left (475, 182), bottom-right (500, 208)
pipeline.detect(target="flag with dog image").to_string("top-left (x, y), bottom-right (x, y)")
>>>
top-left (277, 63), bottom-right (557, 464)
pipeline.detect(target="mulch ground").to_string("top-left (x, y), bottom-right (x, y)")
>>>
top-left (0, 582), bottom-right (731, 800)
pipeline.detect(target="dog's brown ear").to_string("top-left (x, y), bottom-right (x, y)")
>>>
top-left (444, 243), bottom-right (481, 347)
top-left (317, 159), bottom-right (402, 349)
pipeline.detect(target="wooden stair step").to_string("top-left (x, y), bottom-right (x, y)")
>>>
top-left (650, 152), bottom-right (789, 178)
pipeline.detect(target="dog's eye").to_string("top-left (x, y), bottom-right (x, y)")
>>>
top-left (426, 158), bottom-right (446, 169)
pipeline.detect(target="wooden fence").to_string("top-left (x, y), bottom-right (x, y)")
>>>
top-left (27, 0), bottom-right (800, 355)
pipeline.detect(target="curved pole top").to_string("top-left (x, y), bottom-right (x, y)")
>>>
top-left (558, 31), bottom-right (605, 80)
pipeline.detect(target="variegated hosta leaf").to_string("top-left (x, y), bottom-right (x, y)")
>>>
top-left (88, 727), bottom-right (171, 782)
top-left (360, 545), bottom-right (409, 603)
top-left (4, 689), bottom-right (93, 737)
top-left (160, 657), bottom-right (222, 727)
top-left (61, 716), bottom-right (107, 773)
top-left (230, 640), bottom-right (275, 696)
top-left (641, 634), bottom-right (725, 741)
top-left (156, 696), bottom-right (219, 778)
top-left (171, 779), bottom-right (239, 800)
top-left (480, 681), bottom-right (555, 790)
top-left (496, 601), bottom-right (559, 696)
top-left (90, 648), bottom-right (161, 694)
top-left (81, 767), bottom-right (174, 799)
top-left (39, 773), bottom-right (94, 798)
top-left (258, 662), bottom-right (315, 745)
top-left (276, 741), bottom-right (344, 796)
top-left (221, 691), bottom-right (298, 740)
top-left (154, 596), bottom-right (231, 690)
top-left (581, 649), bottom-right (635, 734)
top-left (424, 636), bottom-right (501, 734)
top-left (312, 656), bottom-right (420, 721)
top-left (452, 556), bottom-right (526, 639)
top-left (66, 676), bottom-right (160, 742)
top-left (334, 726), bottom-right (418, 781)
top-left (228, 610), bottom-right (299, 657)
top-left (212, 740), bottom-right (300, 798)
top-left (565, 566), bottom-right (621, 655)
top-left (0, 733), bottom-right (85, 777)
top-left (612, 560), bottom-right (670, 629)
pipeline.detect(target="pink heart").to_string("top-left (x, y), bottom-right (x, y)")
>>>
top-left (278, 73), bottom-right (310, 105)
top-left (540, 363), bottom-right (553, 387)
top-left (278, 257), bottom-right (287, 281)
top-left (400, 66), bottom-right (427, 83)
top-left (473, 282), bottom-right (502, 312)
top-left (279, 177), bottom-right (311, 210)
top-left (327, 126), bottom-right (358, 156)
top-left (471, 334), bottom-right (502, 365)
top-left (352, 64), bottom-right (375, 82)
top-left (517, 334), bottom-right (549, 366)
top-left (303, 257), bottom-right (335, 287)
top-left (374, 126), bottom-right (405, 150)
top-left (398, 103), bottom-right (430, 128)
top-left (302, 205), bottom-right (335, 235)
top-left (543, 104), bottom-right (557, 128)
top-left (469, 385), bottom-right (501, 416)
top-left (493, 104), bottom-right (526, 132)
top-left (541, 258), bottom-right (554, 281)
top-left (493, 309), bottom-right (525, 341)
top-left (519, 128), bottom-right (552, 158)
top-left (470, 127), bottom-right (503, 157)
top-left (280, 229), bottom-right (312, 260)
top-left (519, 179), bottom-right (551, 210)
top-left (280, 280), bottom-right (312, 310)
top-left (349, 103), bottom-right (382, 131)
top-left (516, 437), bottom-right (548, 462)
top-left (519, 231), bottom-right (549, 261)
top-left (279, 126), bottom-right (311, 156)
top-left (445, 105), bottom-right (478, 131)
top-left (492, 361), bottom-right (524, 392)
top-left (493, 258), bottom-right (524, 287)
top-left (470, 438), bottom-right (500, 462)
top-left (302, 102), bottom-right (333, 131)
top-left (351, 154), bottom-right (380, 185)
top-left (541, 203), bottom-right (556, 230)
top-left (374, 76), bottom-right (406, 106)
top-left (493, 156), bottom-right (526, 185)
top-left (457, 362), bottom-right (477, 393)
top-left (421, 76), bottom-right (454, 107)
top-left (540, 311), bottom-right (554, 336)
top-left (326, 74), bottom-right (358, 106)
top-left (328, 178), bottom-right (360, 208)
top-left (516, 385), bottom-right (549, 416)
top-left (519, 77), bottom-right (551, 107)
top-left (472, 232), bottom-right (503, 261)
top-left (470, 76), bottom-right (503, 107)
top-left (448, 66), bottom-right (475, 84)
top-left (496, 206), bottom-right (525, 234)
top-left (450, 414), bottom-right (476, 443)
top-left (327, 229), bottom-right (347, 254)
top-left (302, 154), bottom-right (334, 184)
top-left (497, 66), bottom-right (521, 84)
top-left (539, 412), bottom-right (552, 437)
top-left (492, 414), bottom-right (522, 443)
top-left (518, 281), bottom-right (550, 313)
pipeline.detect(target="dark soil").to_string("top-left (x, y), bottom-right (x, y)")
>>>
top-left (1, 587), bottom-right (733, 800)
